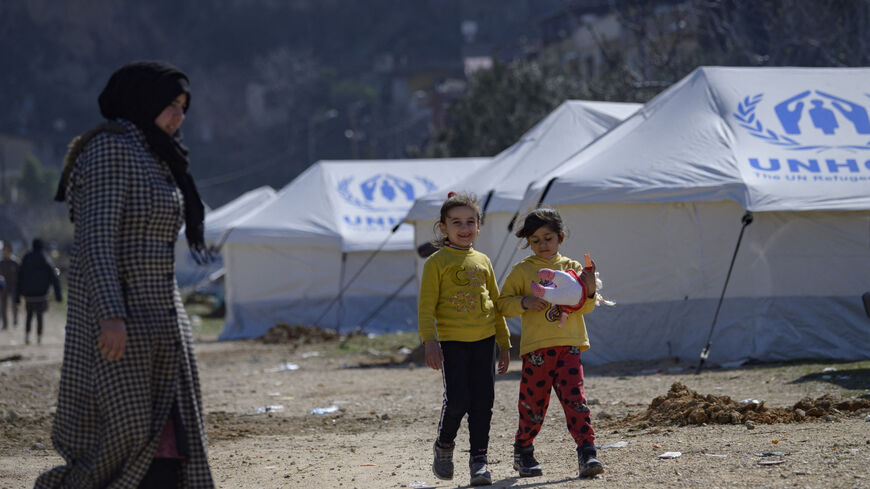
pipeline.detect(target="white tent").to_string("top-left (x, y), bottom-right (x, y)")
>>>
top-left (220, 158), bottom-right (489, 340)
top-left (404, 100), bottom-right (640, 279)
top-left (174, 185), bottom-right (277, 293)
top-left (519, 67), bottom-right (870, 365)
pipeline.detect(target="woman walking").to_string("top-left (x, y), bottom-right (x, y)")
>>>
top-left (37, 61), bottom-right (214, 488)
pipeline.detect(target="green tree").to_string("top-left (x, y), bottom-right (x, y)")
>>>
top-left (17, 155), bottom-right (56, 205)
top-left (429, 61), bottom-right (590, 157)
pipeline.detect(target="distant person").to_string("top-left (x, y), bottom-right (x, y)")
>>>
top-left (418, 192), bottom-right (511, 486)
top-left (14, 238), bottom-right (61, 345)
top-left (36, 61), bottom-right (214, 489)
top-left (497, 208), bottom-right (610, 479)
top-left (0, 242), bottom-right (20, 329)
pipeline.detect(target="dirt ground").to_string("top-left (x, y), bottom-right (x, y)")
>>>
top-left (1, 309), bottom-right (869, 489)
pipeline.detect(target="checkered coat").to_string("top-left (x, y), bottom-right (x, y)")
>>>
top-left (36, 120), bottom-right (214, 488)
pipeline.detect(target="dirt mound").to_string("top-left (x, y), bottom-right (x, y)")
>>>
top-left (613, 382), bottom-right (870, 428)
top-left (256, 323), bottom-right (340, 345)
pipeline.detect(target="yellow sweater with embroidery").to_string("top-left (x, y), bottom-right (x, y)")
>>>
top-left (497, 253), bottom-right (595, 356)
top-left (418, 246), bottom-right (511, 351)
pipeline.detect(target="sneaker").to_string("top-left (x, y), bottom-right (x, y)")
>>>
top-left (469, 455), bottom-right (492, 486)
top-left (513, 444), bottom-right (543, 477)
top-left (578, 447), bottom-right (604, 478)
top-left (432, 441), bottom-right (454, 480)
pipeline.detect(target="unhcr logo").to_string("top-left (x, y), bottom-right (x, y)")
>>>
top-left (734, 91), bottom-right (870, 152)
top-left (337, 173), bottom-right (436, 211)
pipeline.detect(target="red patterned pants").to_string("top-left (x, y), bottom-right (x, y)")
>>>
top-left (515, 345), bottom-right (595, 450)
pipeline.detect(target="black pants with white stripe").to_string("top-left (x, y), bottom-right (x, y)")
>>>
top-left (436, 336), bottom-right (496, 458)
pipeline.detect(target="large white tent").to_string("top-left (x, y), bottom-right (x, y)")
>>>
top-left (220, 158), bottom-right (489, 340)
top-left (519, 67), bottom-right (870, 365)
top-left (404, 100), bottom-right (641, 279)
top-left (174, 185), bottom-right (277, 293)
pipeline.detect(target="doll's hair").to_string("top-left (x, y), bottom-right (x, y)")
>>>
top-left (431, 192), bottom-right (481, 247)
top-left (515, 208), bottom-right (567, 248)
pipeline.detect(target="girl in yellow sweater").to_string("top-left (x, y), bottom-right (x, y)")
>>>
top-left (418, 192), bottom-right (511, 486)
top-left (497, 208), bottom-right (605, 479)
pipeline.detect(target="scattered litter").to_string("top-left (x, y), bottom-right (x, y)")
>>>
top-left (652, 444), bottom-right (662, 448)
top-left (0, 354), bottom-right (23, 363)
top-left (31, 443), bottom-right (45, 450)
top-left (822, 367), bottom-right (837, 372)
top-left (758, 460), bottom-right (785, 466)
top-left (703, 453), bottom-right (727, 458)
top-left (309, 405), bottom-right (340, 415)
top-left (264, 362), bottom-right (300, 373)
top-left (408, 482), bottom-right (427, 488)
top-left (658, 451), bottom-right (681, 459)
top-left (397, 347), bottom-right (412, 355)
top-left (302, 351), bottom-right (320, 358)
top-left (268, 392), bottom-right (281, 397)
top-left (360, 463), bottom-right (377, 467)
top-left (865, 414), bottom-right (870, 422)
top-left (772, 440), bottom-right (779, 444)
top-left (253, 405), bottom-right (284, 414)
top-left (756, 452), bottom-right (789, 457)
top-left (740, 398), bottom-right (761, 406)
top-left (598, 441), bottom-right (628, 449)
top-left (265, 465), bottom-right (277, 469)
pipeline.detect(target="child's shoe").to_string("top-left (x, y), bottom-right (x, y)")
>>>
top-left (469, 454), bottom-right (492, 486)
top-left (577, 446), bottom-right (604, 478)
top-left (513, 444), bottom-right (543, 477)
top-left (432, 440), bottom-right (454, 480)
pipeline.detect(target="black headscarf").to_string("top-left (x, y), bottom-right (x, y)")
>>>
top-left (93, 61), bottom-right (207, 258)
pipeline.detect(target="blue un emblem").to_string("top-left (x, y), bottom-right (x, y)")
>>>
top-left (337, 173), bottom-right (437, 211)
top-left (734, 91), bottom-right (870, 152)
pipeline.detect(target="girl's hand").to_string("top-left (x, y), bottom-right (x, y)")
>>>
top-left (580, 258), bottom-right (597, 297)
top-left (98, 318), bottom-right (127, 361)
top-left (497, 349), bottom-right (510, 375)
top-left (424, 340), bottom-right (444, 370)
top-left (523, 296), bottom-right (549, 312)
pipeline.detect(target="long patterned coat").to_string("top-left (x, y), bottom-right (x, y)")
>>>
top-left (36, 119), bottom-right (214, 488)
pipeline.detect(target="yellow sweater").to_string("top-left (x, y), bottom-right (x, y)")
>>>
top-left (418, 246), bottom-right (511, 351)
top-left (497, 253), bottom-right (595, 356)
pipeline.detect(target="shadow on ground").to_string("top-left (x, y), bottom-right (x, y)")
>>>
top-left (789, 368), bottom-right (870, 397)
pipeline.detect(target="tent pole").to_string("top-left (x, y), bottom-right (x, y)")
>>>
top-left (313, 222), bottom-right (402, 328)
top-left (696, 211), bottom-right (754, 374)
top-left (480, 189), bottom-right (494, 226)
top-left (337, 252), bottom-right (347, 331)
top-left (357, 274), bottom-right (416, 333)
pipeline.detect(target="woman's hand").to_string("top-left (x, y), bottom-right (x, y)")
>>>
top-left (522, 296), bottom-right (549, 312)
top-left (497, 349), bottom-right (511, 375)
top-left (424, 340), bottom-right (444, 370)
top-left (98, 318), bottom-right (127, 361)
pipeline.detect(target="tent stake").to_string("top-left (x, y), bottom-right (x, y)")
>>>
top-left (696, 211), bottom-right (753, 374)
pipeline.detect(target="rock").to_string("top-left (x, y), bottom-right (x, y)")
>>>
top-left (688, 408), bottom-right (708, 425)
top-left (794, 408), bottom-right (806, 421)
top-left (806, 407), bottom-right (826, 417)
top-left (745, 420), bottom-right (756, 430)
